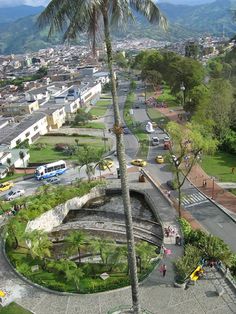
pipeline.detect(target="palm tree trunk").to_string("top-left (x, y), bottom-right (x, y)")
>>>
top-left (102, 8), bottom-right (141, 314)
top-left (176, 172), bottom-right (181, 217)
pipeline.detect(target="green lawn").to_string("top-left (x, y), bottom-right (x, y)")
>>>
top-left (201, 151), bottom-right (236, 182)
top-left (79, 122), bottom-right (106, 129)
top-left (147, 108), bottom-right (170, 129)
top-left (0, 303), bottom-right (32, 314)
top-left (29, 136), bottom-right (109, 163)
top-left (0, 173), bottom-right (24, 184)
top-left (157, 85), bottom-right (178, 107)
top-left (89, 99), bottom-right (111, 117)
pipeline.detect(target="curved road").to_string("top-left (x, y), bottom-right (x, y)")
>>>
top-left (132, 81), bottom-right (236, 252)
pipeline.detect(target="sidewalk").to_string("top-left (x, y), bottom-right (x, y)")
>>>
top-left (153, 106), bottom-right (236, 217)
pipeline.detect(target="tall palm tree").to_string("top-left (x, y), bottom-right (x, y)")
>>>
top-left (64, 230), bottom-right (87, 263)
top-left (38, 2), bottom-right (166, 312)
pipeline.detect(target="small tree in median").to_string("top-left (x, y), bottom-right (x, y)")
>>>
top-left (166, 121), bottom-right (217, 217)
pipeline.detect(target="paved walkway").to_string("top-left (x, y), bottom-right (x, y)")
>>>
top-left (0, 173), bottom-right (236, 313)
top-left (153, 106), bottom-right (236, 216)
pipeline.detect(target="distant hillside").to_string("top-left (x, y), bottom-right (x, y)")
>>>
top-left (159, 0), bottom-right (236, 36)
top-left (0, 0), bottom-right (235, 54)
top-left (0, 5), bottom-right (44, 24)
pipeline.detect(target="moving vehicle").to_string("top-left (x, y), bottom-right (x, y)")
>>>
top-left (5, 189), bottom-right (25, 201)
top-left (43, 177), bottom-right (61, 185)
top-left (0, 182), bottom-right (14, 192)
top-left (131, 159), bottom-right (147, 167)
top-left (99, 159), bottom-right (114, 170)
top-left (123, 127), bottom-right (130, 134)
top-left (152, 137), bottom-right (160, 146)
top-left (155, 155), bottom-right (164, 164)
top-left (35, 160), bottom-right (67, 180)
top-left (145, 121), bottom-right (155, 133)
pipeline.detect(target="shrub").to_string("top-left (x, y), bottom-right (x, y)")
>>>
top-left (174, 244), bottom-right (201, 283)
top-left (54, 143), bottom-right (69, 151)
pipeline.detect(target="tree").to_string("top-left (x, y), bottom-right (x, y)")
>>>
top-left (65, 230), bottom-right (87, 263)
top-left (74, 109), bottom-right (92, 125)
top-left (135, 241), bottom-right (157, 271)
top-left (77, 146), bottom-right (104, 181)
top-left (19, 151), bottom-right (26, 174)
top-left (38, 2), bottom-right (167, 312)
top-left (24, 230), bottom-right (52, 269)
top-left (166, 121), bottom-right (217, 217)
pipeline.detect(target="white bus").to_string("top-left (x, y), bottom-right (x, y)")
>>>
top-left (35, 160), bottom-right (67, 180)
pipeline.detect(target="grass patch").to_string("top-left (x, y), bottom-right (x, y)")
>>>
top-left (0, 173), bottom-right (24, 184)
top-left (29, 136), bottom-right (109, 163)
top-left (201, 151), bottom-right (236, 182)
top-left (124, 92), bottom-right (149, 159)
top-left (100, 94), bottom-right (112, 99)
top-left (89, 99), bottom-right (111, 117)
top-left (157, 86), bottom-right (178, 107)
top-left (78, 122), bottom-right (106, 129)
top-left (147, 107), bottom-right (170, 129)
top-left (0, 302), bottom-right (33, 314)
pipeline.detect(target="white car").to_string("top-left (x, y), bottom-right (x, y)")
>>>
top-left (43, 177), bottom-right (61, 185)
top-left (5, 189), bottom-right (25, 201)
top-left (152, 137), bottom-right (160, 146)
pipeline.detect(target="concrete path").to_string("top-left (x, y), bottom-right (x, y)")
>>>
top-left (0, 173), bottom-right (236, 313)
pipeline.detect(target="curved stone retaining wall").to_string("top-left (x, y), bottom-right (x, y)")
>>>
top-left (26, 187), bottom-right (106, 233)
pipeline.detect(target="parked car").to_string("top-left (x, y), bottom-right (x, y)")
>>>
top-left (131, 159), bottom-right (147, 167)
top-left (43, 177), bottom-right (61, 185)
top-left (163, 136), bottom-right (171, 142)
top-left (152, 137), bottom-right (160, 146)
top-left (123, 127), bottom-right (130, 134)
top-left (155, 155), bottom-right (164, 164)
top-left (5, 189), bottom-right (25, 201)
top-left (0, 182), bottom-right (14, 192)
top-left (166, 180), bottom-right (177, 190)
top-left (99, 159), bottom-right (114, 170)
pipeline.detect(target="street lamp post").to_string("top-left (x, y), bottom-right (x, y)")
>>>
top-left (180, 82), bottom-right (185, 108)
top-left (211, 176), bottom-right (215, 199)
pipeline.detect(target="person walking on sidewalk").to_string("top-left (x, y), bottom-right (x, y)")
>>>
top-left (231, 167), bottom-right (235, 174)
top-left (160, 264), bottom-right (167, 277)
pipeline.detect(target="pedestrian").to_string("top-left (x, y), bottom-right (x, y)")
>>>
top-left (167, 191), bottom-right (171, 198)
top-left (162, 264), bottom-right (167, 277)
top-left (231, 167), bottom-right (235, 174)
top-left (203, 179), bottom-right (207, 187)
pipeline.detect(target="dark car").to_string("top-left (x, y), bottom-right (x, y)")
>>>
top-left (123, 127), bottom-right (130, 134)
top-left (166, 180), bottom-right (177, 190)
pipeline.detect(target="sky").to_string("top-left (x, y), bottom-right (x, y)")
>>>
top-left (0, 0), bottom-right (215, 8)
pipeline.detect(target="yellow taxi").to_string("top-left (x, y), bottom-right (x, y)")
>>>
top-left (99, 159), bottom-right (114, 170)
top-left (155, 155), bottom-right (164, 164)
top-left (0, 181), bottom-right (14, 192)
top-left (131, 159), bottom-right (147, 167)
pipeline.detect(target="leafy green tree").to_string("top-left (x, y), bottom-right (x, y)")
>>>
top-left (7, 218), bottom-right (26, 249)
top-left (89, 238), bottom-right (116, 265)
top-left (38, 1), bottom-right (167, 311)
top-left (166, 121), bottom-right (217, 216)
top-left (65, 231), bottom-right (87, 263)
top-left (185, 84), bottom-right (209, 115)
top-left (77, 146), bottom-right (104, 181)
top-left (114, 51), bottom-right (128, 68)
top-left (19, 151), bottom-right (26, 174)
top-left (136, 241), bottom-right (157, 271)
top-left (196, 79), bottom-right (234, 142)
top-left (74, 109), bottom-right (92, 125)
top-left (24, 230), bottom-right (52, 269)
top-left (141, 69), bottom-right (162, 90)
top-left (207, 59), bottom-right (223, 78)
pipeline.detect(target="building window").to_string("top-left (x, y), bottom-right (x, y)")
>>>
top-left (84, 92), bottom-right (92, 100)
top-left (59, 110), bottom-right (64, 115)
top-left (16, 139), bottom-right (21, 145)
top-left (73, 104), bottom-right (77, 110)
top-left (34, 125), bottom-right (38, 131)
top-left (25, 132), bottom-right (30, 137)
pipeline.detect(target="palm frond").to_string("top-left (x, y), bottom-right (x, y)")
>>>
top-left (129, 0), bottom-right (168, 30)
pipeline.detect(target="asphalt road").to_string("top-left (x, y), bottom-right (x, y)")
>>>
top-left (132, 81), bottom-right (236, 252)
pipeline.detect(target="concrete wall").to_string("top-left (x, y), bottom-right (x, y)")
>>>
top-left (26, 186), bottom-right (106, 233)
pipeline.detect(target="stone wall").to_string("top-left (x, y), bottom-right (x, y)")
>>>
top-left (26, 186), bottom-right (106, 233)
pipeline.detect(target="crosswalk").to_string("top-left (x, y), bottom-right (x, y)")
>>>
top-left (177, 192), bottom-right (208, 208)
